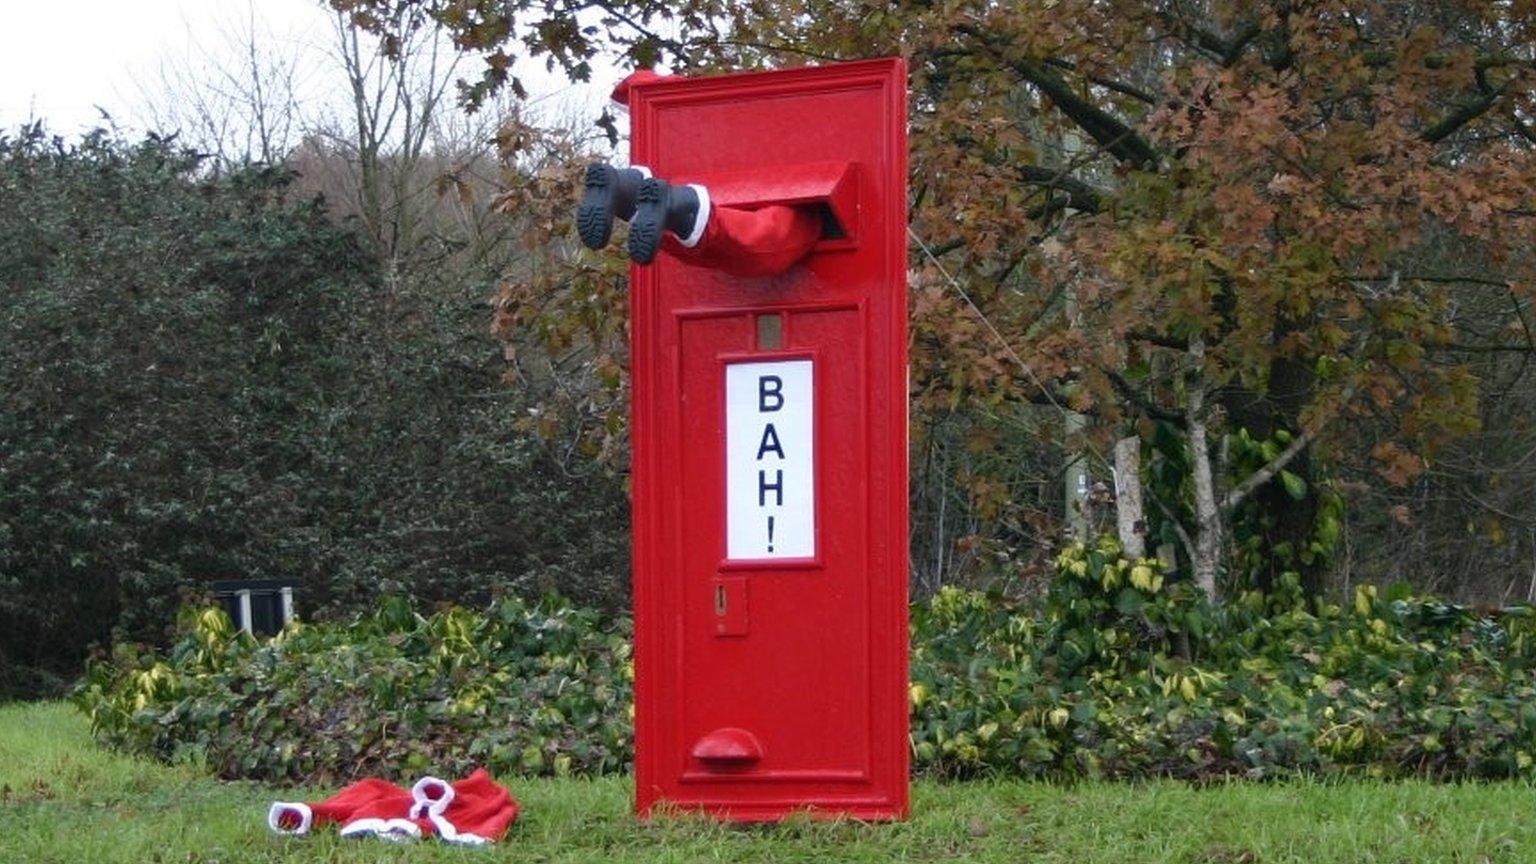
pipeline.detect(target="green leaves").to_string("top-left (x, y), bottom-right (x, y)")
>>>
top-left (71, 547), bottom-right (1536, 787)
top-left (1113, 587), bottom-right (1145, 616)
top-left (909, 542), bottom-right (1536, 781)
top-left (0, 129), bottom-right (633, 698)
top-left (76, 596), bottom-right (634, 784)
top-left (1280, 470), bottom-right (1308, 501)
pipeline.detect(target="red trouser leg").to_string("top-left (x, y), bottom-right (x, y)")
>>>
top-left (662, 201), bottom-right (822, 278)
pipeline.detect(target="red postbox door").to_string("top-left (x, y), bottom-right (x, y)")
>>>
top-left (629, 59), bottom-right (908, 821)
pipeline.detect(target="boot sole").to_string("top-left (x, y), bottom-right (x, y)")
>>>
top-left (628, 178), bottom-right (665, 264)
top-left (577, 163), bottom-right (617, 249)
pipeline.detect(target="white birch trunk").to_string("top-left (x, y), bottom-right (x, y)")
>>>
top-left (1113, 435), bottom-right (1146, 559)
top-left (1187, 338), bottom-right (1222, 600)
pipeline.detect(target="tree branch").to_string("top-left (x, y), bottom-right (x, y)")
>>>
top-left (1220, 382), bottom-right (1356, 514)
top-left (952, 23), bottom-right (1160, 169)
top-left (1147, 484), bottom-right (1196, 563)
top-left (1220, 426), bottom-right (1314, 515)
top-left (1422, 80), bottom-right (1510, 144)
top-left (1012, 57), bottom-right (1160, 169)
top-left (1041, 57), bottom-right (1158, 105)
top-left (1511, 115), bottom-right (1536, 147)
top-left (1430, 343), bottom-right (1536, 354)
top-left (1220, 20), bottom-right (1264, 66)
top-left (1127, 329), bottom-right (1189, 351)
top-left (1107, 369), bottom-right (1187, 427)
top-left (1157, 12), bottom-right (1263, 67)
top-left (1360, 51), bottom-right (1536, 72)
top-left (1018, 164), bottom-right (1106, 213)
top-left (1349, 273), bottom-right (1512, 288)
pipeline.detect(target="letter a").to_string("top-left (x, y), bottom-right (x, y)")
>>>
top-left (756, 423), bottom-right (785, 460)
top-left (759, 375), bottom-right (784, 412)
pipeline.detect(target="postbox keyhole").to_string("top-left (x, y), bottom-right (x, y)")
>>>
top-left (712, 577), bottom-right (748, 636)
top-left (756, 314), bottom-right (783, 350)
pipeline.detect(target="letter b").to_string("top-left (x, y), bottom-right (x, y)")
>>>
top-left (759, 375), bottom-right (784, 412)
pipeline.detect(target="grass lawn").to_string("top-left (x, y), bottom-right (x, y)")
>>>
top-left (2, 701), bottom-right (1533, 863)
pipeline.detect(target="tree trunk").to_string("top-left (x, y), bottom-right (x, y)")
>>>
top-left (1220, 351), bottom-right (1320, 593)
top-left (1113, 435), bottom-right (1146, 559)
top-left (1187, 339), bottom-right (1223, 600)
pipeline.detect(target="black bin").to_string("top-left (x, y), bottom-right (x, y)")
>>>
top-left (211, 579), bottom-right (298, 636)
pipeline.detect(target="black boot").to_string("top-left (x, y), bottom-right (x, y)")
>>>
top-left (628, 178), bottom-right (702, 264)
top-left (576, 163), bottom-right (646, 250)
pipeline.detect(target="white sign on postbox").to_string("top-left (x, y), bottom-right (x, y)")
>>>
top-left (725, 359), bottom-right (815, 560)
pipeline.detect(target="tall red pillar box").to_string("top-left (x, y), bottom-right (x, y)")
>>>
top-left (627, 58), bottom-right (909, 821)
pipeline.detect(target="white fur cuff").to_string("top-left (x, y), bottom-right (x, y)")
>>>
top-left (410, 775), bottom-right (455, 817)
top-left (679, 184), bottom-right (711, 248)
top-left (339, 817), bottom-right (422, 842)
top-left (268, 802), bottom-right (313, 835)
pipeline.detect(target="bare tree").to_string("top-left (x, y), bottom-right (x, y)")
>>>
top-left (134, 1), bottom-right (308, 170)
top-left (306, 5), bottom-right (462, 273)
top-left (137, 1), bottom-right (519, 282)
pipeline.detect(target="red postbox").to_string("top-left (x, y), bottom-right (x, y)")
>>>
top-left (626, 59), bottom-right (909, 821)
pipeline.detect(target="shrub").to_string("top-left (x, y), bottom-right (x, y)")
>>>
top-left (76, 548), bottom-right (1536, 784)
top-left (0, 127), bottom-right (630, 698)
top-left (911, 539), bottom-right (1536, 780)
top-left (75, 597), bottom-right (632, 784)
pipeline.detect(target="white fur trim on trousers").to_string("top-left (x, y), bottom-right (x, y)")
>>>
top-left (678, 184), bottom-right (710, 248)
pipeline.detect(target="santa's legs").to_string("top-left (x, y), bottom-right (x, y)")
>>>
top-left (576, 163), bottom-right (822, 278)
top-left (626, 177), bottom-right (704, 264)
top-left (576, 163), bottom-right (649, 249)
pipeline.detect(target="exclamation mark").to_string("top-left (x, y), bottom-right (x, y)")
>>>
top-left (766, 515), bottom-right (775, 553)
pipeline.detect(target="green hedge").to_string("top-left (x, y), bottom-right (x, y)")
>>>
top-left (912, 541), bottom-right (1536, 779)
top-left (76, 543), bottom-right (1536, 784)
top-left (75, 597), bottom-right (632, 784)
top-left (0, 128), bottom-right (631, 699)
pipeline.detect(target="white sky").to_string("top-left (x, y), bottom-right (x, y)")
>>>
top-left (0, 0), bottom-right (620, 139)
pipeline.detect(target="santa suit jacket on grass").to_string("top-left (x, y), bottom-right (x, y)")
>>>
top-left (267, 769), bottom-right (518, 845)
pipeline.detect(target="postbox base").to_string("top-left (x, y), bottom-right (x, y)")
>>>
top-left (636, 797), bottom-right (909, 823)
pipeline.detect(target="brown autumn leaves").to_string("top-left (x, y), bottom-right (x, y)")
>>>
top-left (337, 0), bottom-right (1536, 588)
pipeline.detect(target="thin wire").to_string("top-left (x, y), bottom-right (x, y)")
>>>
top-left (906, 226), bottom-right (1122, 497)
top-left (906, 225), bottom-right (1070, 417)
